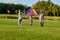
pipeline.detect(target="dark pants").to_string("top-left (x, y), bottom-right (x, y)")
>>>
top-left (39, 14), bottom-right (44, 27)
top-left (29, 16), bottom-right (33, 26)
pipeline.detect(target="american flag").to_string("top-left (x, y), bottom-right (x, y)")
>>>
top-left (26, 9), bottom-right (38, 16)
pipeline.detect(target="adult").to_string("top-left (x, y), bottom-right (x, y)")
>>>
top-left (25, 7), bottom-right (38, 26)
top-left (39, 10), bottom-right (44, 27)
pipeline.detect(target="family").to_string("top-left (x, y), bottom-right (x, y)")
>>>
top-left (18, 7), bottom-right (44, 27)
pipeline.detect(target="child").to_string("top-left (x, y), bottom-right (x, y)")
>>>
top-left (26, 7), bottom-right (38, 26)
top-left (18, 10), bottom-right (22, 26)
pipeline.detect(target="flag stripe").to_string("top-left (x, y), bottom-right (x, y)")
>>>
top-left (26, 9), bottom-right (37, 16)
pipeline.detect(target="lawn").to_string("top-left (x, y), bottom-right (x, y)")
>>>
top-left (0, 19), bottom-right (60, 40)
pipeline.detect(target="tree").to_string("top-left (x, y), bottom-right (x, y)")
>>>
top-left (0, 3), bottom-right (28, 14)
top-left (48, 0), bottom-right (51, 3)
top-left (32, 1), bottom-right (60, 16)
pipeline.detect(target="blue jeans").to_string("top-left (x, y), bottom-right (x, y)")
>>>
top-left (18, 16), bottom-right (22, 25)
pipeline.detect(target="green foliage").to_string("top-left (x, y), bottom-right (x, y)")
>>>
top-left (32, 1), bottom-right (60, 16)
top-left (0, 14), bottom-right (60, 21)
top-left (0, 14), bottom-right (17, 19)
top-left (0, 3), bottom-right (28, 14)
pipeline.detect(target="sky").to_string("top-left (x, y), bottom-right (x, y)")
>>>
top-left (0, 0), bottom-right (60, 6)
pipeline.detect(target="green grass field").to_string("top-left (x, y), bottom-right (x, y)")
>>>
top-left (0, 19), bottom-right (60, 40)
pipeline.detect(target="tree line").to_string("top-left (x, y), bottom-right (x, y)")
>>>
top-left (0, 3), bottom-right (27, 14)
top-left (0, 1), bottom-right (60, 16)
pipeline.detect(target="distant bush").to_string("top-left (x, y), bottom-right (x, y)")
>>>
top-left (0, 16), bottom-right (39, 19)
top-left (0, 16), bottom-right (18, 19)
top-left (0, 15), bottom-right (60, 21)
